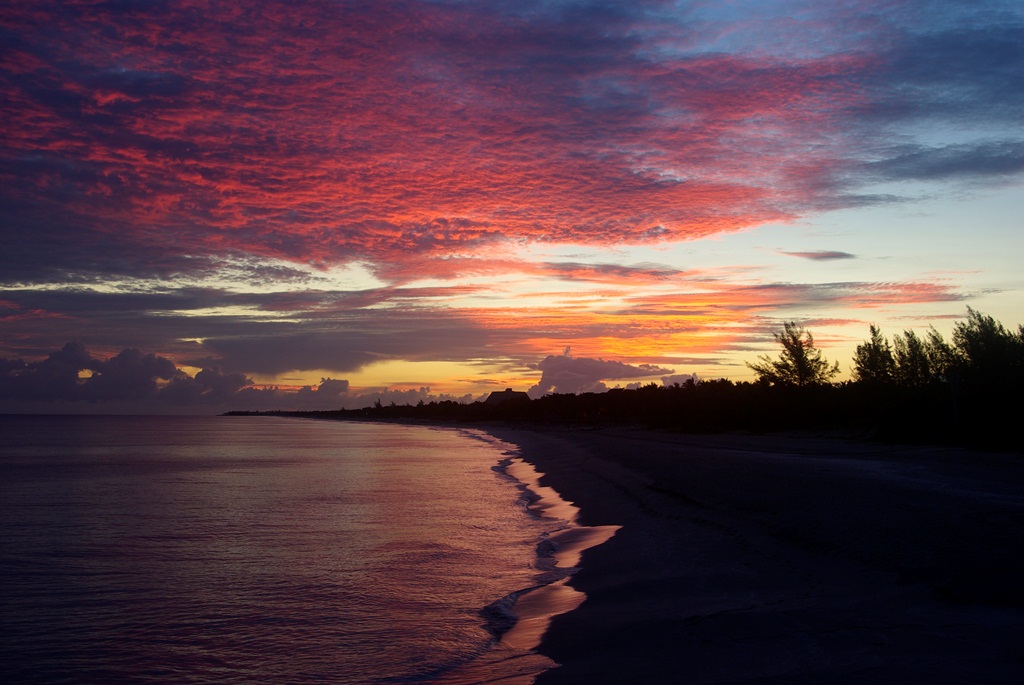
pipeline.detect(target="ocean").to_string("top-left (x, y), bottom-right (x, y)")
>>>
top-left (0, 415), bottom-right (583, 684)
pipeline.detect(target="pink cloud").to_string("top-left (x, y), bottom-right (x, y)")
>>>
top-left (0, 1), bottom-right (906, 276)
top-left (2, 1), bottom-right (1015, 398)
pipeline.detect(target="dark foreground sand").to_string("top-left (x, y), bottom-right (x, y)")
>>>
top-left (485, 427), bottom-right (1024, 684)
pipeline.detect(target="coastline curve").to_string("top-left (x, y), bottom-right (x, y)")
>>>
top-left (433, 429), bottom-right (619, 684)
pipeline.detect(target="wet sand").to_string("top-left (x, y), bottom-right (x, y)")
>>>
top-left (434, 452), bottom-right (619, 685)
top-left (500, 457), bottom-right (620, 654)
top-left (485, 427), bottom-right (1024, 684)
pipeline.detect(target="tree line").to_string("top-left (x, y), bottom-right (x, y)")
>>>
top-left (231, 309), bottom-right (1023, 451)
top-left (733, 308), bottom-right (1021, 449)
top-left (750, 308), bottom-right (1024, 392)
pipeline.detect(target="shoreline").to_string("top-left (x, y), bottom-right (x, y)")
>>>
top-left (431, 430), bottom-right (620, 685)
top-left (497, 456), bottom-right (620, 653)
top-left (482, 426), bottom-right (1024, 684)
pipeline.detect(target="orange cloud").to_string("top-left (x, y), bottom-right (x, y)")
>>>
top-left (3, 1), bottom-right (1016, 399)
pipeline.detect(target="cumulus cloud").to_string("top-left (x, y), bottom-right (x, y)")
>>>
top-left (0, 343), bottom-right (247, 408)
top-left (87, 347), bottom-right (182, 401)
top-left (527, 349), bottom-right (674, 398)
top-left (159, 368), bottom-right (253, 405)
top-left (0, 343), bottom-right (477, 413)
top-left (313, 378), bottom-right (350, 397)
top-left (222, 382), bottom-right (473, 412)
top-left (661, 373), bottom-right (699, 387)
top-left (0, 342), bottom-right (184, 404)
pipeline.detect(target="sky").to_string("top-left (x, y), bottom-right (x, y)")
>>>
top-left (1, 0), bottom-right (1022, 413)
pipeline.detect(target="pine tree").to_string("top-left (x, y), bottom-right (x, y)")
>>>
top-left (853, 324), bottom-right (895, 383)
top-left (747, 322), bottom-right (840, 386)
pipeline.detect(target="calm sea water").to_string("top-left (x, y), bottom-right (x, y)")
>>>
top-left (0, 415), bottom-right (571, 684)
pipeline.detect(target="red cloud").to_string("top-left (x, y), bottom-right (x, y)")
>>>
top-left (2, 1), bottom-right (892, 276)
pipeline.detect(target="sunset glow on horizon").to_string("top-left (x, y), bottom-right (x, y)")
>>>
top-left (2, 0), bottom-right (1022, 411)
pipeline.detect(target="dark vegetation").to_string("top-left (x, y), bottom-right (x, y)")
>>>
top-left (228, 309), bottom-right (1023, 451)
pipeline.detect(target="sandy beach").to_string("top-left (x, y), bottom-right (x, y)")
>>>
top-left (485, 427), bottom-right (1024, 684)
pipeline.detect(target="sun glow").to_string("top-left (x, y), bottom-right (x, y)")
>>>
top-left (2, 1), bottom-right (1021, 411)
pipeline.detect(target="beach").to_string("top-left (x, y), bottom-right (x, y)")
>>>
top-left (485, 427), bottom-right (1024, 684)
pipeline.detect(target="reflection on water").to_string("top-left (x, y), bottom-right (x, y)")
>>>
top-left (0, 416), bottom-right (593, 684)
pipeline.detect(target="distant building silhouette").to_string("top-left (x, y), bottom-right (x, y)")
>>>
top-left (483, 388), bottom-right (530, 406)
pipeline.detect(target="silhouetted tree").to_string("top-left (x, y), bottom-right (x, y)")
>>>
top-left (891, 327), bottom-right (954, 386)
top-left (853, 324), bottom-right (895, 383)
top-left (747, 322), bottom-right (839, 386)
top-left (925, 327), bottom-right (957, 379)
top-left (952, 307), bottom-right (1024, 384)
top-left (227, 309), bottom-right (1024, 451)
top-left (893, 330), bottom-right (933, 386)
